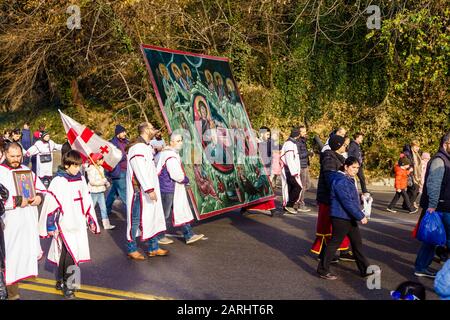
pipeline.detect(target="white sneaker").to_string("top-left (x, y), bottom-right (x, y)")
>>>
top-left (186, 234), bottom-right (205, 244)
top-left (158, 236), bottom-right (174, 245)
top-left (102, 218), bottom-right (116, 230)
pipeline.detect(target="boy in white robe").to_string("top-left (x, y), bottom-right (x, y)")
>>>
top-left (125, 122), bottom-right (167, 260)
top-left (280, 128), bottom-right (303, 214)
top-left (156, 133), bottom-right (204, 245)
top-left (25, 131), bottom-right (62, 188)
top-left (39, 150), bottom-right (100, 299)
top-left (0, 142), bottom-right (45, 300)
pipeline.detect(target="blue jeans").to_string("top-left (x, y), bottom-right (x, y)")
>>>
top-left (126, 192), bottom-right (160, 254)
top-left (91, 192), bottom-right (107, 220)
top-left (415, 211), bottom-right (450, 272)
top-left (158, 192), bottom-right (194, 241)
top-left (106, 171), bottom-right (127, 216)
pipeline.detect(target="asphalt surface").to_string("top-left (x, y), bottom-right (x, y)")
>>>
top-left (19, 184), bottom-right (442, 300)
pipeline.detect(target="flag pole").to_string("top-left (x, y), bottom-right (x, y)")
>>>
top-left (86, 153), bottom-right (106, 179)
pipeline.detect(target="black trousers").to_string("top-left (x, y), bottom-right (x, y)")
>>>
top-left (0, 226), bottom-right (4, 270)
top-left (318, 218), bottom-right (369, 276)
top-left (406, 183), bottom-right (420, 205)
top-left (389, 189), bottom-right (413, 211)
top-left (285, 167), bottom-right (302, 207)
top-left (357, 165), bottom-right (368, 194)
top-left (58, 242), bottom-right (75, 285)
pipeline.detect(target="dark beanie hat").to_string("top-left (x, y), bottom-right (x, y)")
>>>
top-left (290, 127), bottom-right (301, 138)
top-left (329, 134), bottom-right (345, 151)
top-left (115, 125), bottom-right (126, 136)
top-left (399, 157), bottom-right (411, 166)
top-left (40, 131), bottom-right (49, 139)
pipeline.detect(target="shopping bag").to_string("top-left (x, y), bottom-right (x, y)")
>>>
top-left (361, 193), bottom-right (373, 219)
top-left (417, 210), bottom-right (447, 246)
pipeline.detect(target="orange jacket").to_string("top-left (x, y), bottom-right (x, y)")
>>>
top-left (394, 164), bottom-right (410, 190)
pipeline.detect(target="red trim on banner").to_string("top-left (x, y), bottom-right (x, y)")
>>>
top-left (140, 44), bottom-right (229, 62)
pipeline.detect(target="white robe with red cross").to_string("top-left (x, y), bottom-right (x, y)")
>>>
top-left (280, 140), bottom-right (303, 207)
top-left (126, 142), bottom-right (166, 242)
top-left (0, 164), bottom-right (46, 285)
top-left (156, 148), bottom-right (195, 227)
top-left (38, 175), bottom-right (100, 265)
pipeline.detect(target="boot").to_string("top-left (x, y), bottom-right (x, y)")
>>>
top-left (0, 269), bottom-right (7, 300)
top-left (102, 218), bottom-right (116, 230)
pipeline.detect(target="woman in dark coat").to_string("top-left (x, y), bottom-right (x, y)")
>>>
top-left (317, 156), bottom-right (372, 280)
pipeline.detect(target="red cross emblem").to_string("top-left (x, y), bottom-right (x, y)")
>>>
top-left (100, 145), bottom-right (109, 154)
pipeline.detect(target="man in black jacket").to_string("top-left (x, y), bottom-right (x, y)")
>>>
top-left (296, 126), bottom-right (312, 212)
top-left (414, 132), bottom-right (450, 278)
top-left (311, 134), bottom-right (355, 262)
top-left (348, 133), bottom-right (369, 194)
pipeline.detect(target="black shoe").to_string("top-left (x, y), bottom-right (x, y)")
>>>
top-left (316, 256), bottom-right (339, 264)
top-left (63, 285), bottom-right (76, 299)
top-left (339, 251), bottom-right (356, 262)
top-left (55, 280), bottom-right (63, 291)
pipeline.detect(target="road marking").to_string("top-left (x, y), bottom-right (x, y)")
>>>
top-left (24, 278), bottom-right (173, 300)
top-left (19, 283), bottom-right (124, 300)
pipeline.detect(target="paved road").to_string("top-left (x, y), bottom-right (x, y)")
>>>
top-left (19, 186), bottom-right (442, 300)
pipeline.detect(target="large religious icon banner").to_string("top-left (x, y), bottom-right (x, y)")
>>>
top-left (141, 45), bottom-right (275, 220)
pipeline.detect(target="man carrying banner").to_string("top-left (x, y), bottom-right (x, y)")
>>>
top-left (125, 122), bottom-right (167, 260)
top-left (156, 133), bottom-right (204, 245)
top-left (0, 142), bottom-right (45, 300)
top-left (280, 128), bottom-right (303, 214)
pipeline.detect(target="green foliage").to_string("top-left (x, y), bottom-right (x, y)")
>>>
top-left (0, 0), bottom-right (448, 179)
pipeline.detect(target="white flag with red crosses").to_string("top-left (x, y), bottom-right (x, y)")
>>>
top-left (59, 110), bottom-right (123, 171)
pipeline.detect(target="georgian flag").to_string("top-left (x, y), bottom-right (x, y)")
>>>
top-left (59, 110), bottom-right (122, 171)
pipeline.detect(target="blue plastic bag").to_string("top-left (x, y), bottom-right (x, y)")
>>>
top-left (417, 211), bottom-right (447, 246)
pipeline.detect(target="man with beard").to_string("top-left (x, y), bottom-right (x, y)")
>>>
top-left (0, 142), bottom-right (45, 300)
top-left (125, 122), bottom-right (168, 260)
top-left (105, 125), bottom-right (129, 217)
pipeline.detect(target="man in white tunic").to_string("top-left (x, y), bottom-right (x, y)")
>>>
top-left (25, 131), bottom-right (62, 188)
top-left (280, 128), bottom-right (303, 214)
top-left (125, 122), bottom-right (167, 260)
top-left (0, 142), bottom-right (45, 300)
top-left (39, 150), bottom-right (100, 299)
top-left (156, 133), bottom-right (204, 245)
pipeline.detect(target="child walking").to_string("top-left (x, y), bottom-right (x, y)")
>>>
top-left (39, 150), bottom-right (100, 299)
top-left (386, 157), bottom-right (418, 214)
top-left (86, 153), bottom-right (115, 230)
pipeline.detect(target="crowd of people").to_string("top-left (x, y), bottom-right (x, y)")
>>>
top-left (0, 120), bottom-right (449, 300)
top-left (0, 122), bottom-right (204, 299)
top-left (257, 125), bottom-right (450, 298)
